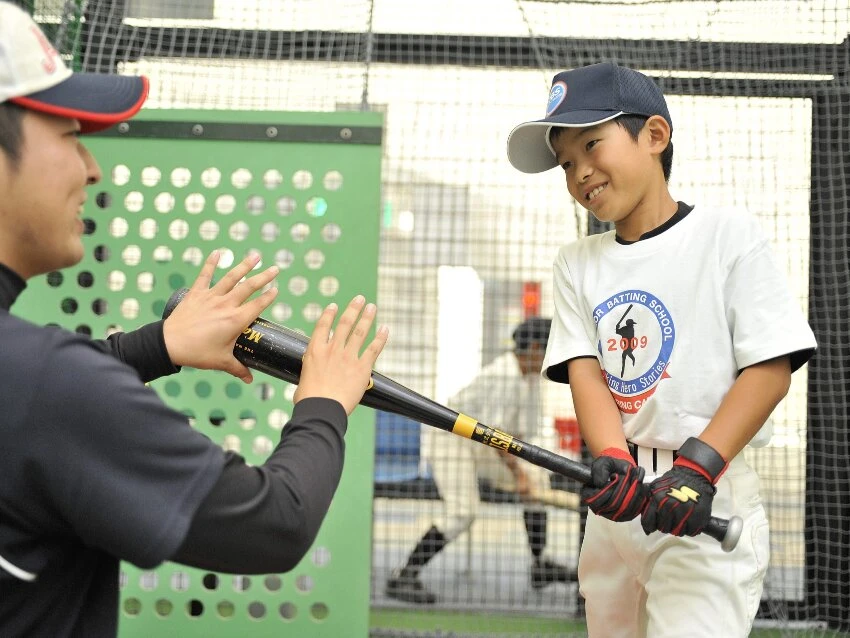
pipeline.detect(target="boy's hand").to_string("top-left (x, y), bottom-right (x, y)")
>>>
top-left (294, 295), bottom-right (388, 415)
top-left (163, 251), bottom-right (279, 382)
top-left (581, 448), bottom-right (648, 522)
top-left (641, 437), bottom-right (728, 537)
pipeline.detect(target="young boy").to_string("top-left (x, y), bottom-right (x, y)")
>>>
top-left (0, 3), bottom-right (387, 636)
top-left (506, 61), bottom-right (816, 637)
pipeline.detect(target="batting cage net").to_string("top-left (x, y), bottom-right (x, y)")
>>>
top-left (15, 0), bottom-right (850, 636)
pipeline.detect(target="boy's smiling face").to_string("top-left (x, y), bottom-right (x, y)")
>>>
top-left (550, 115), bottom-right (672, 238)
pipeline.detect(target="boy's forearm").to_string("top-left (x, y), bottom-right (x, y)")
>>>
top-left (568, 358), bottom-right (629, 457)
top-left (699, 356), bottom-right (792, 460)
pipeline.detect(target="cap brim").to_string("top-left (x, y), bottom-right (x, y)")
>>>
top-left (506, 110), bottom-right (623, 174)
top-left (11, 73), bottom-right (149, 134)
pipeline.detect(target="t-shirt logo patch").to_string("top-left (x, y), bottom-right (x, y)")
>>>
top-left (546, 81), bottom-right (567, 116)
top-left (593, 290), bottom-right (675, 414)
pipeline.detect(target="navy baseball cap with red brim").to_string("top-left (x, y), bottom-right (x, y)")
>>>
top-left (1, 2), bottom-right (148, 133)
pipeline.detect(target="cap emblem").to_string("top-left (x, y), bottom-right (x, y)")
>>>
top-left (546, 81), bottom-right (567, 117)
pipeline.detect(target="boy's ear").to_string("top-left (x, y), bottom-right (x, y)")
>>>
top-left (643, 115), bottom-right (671, 154)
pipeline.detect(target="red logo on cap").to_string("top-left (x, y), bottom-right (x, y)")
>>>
top-left (29, 25), bottom-right (61, 74)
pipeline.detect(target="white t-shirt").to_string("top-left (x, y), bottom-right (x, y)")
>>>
top-left (542, 205), bottom-right (816, 449)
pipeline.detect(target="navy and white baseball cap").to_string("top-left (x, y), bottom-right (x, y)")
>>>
top-left (0, 1), bottom-right (148, 133)
top-left (507, 62), bottom-right (672, 174)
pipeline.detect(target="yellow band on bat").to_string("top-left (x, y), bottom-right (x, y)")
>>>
top-left (452, 413), bottom-right (477, 438)
top-left (366, 378), bottom-right (374, 391)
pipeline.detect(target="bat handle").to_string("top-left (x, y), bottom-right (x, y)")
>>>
top-left (703, 515), bottom-right (743, 552)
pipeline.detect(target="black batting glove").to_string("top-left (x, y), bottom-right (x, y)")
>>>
top-left (641, 437), bottom-right (728, 537)
top-left (581, 447), bottom-right (649, 522)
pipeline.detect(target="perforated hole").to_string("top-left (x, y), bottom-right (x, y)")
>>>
top-left (270, 302), bottom-right (293, 322)
top-left (274, 249), bottom-right (294, 269)
top-left (252, 435), bottom-right (273, 456)
top-left (263, 169), bottom-right (283, 189)
top-left (279, 602), bottom-right (297, 620)
top-left (139, 218), bottom-right (157, 239)
top-left (121, 245), bottom-right (142, 266)
top-left (321, 223), bottom-right (342, 243)
top-left (318, 276), bottom-right (339, 297)
top-left (112, 164), bottom-right (130, 186)
top-left (182, 246), bottom-right (204, 266)
top-left (120, 298), bottom-right (140, 319)
top-left (140, 166), bottom-right (161, 187)
top-left (185, 193), bottom-right (205, 215)
top-left (312, 546), bottom-right (331, 567)
top-left (199, 220), bottom-right (220, 241)
top-left (287, 276), bottom-right (308, 296)
top-left (292, 170), bottom-right (313, 190)
top-left (260, 221), bottom-right (280, 242)
top-left (310, 602), bottom-right (329, 621)
top-left (154, 192), bottom-right (175, 214)
top-left (229, 221), bottom-right (249, 241)
top-left (248, 602), bottom-right (267, 620)
top-left (268, 409), bottom-right (289, 430)
top-left (153, 246), bottom-right (173, 263)
top-left (295, 574), bottom-right (314, 593)
top-left (200, 167), bottom-right (221, 188)
top-left (170, 167), bottom-right (192, 188)
top-left (304, 249), bottom-right (325, 270)
top-left (276, 196), bottom-right (296, 216)
top-left (124, 191), bottom-right (144, 213)
top-left (290, 223), bottom-right (310, 243)
top-left (215, 194), bottom-right (236, 215)
top-left (323, 170), bottom-right (343, 191)
top-left (306, 197), bottom-right (328, 217)
top-left (302, 303), bottom-right (322, 322)
top-left (109, 217), bottom-right (128, 238)
top-left (246, 195), bottom-right (265, 215)
top-left (231, 168), bottom-right (252, 189)
top-left (168, 219), bottom-right (190, 240)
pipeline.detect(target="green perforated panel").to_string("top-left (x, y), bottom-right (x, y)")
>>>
top-left (13, 109), bottom-right (383, 636)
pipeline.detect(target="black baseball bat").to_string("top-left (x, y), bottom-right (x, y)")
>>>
top-left (163, 288), bottom-right (743, 552)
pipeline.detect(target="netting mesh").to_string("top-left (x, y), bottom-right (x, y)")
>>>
top-left (17, 0), bottom-right (850, 634)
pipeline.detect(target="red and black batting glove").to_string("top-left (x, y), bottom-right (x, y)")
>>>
top-left (581, 447), bottom-right (649, 522)
top-left (640, 437), bottom-right (728, 537)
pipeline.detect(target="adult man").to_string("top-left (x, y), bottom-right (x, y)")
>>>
top-left (0, 3), bottom-right (388, 635)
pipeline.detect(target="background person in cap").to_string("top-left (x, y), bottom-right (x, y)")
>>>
top-left (386, 316), bottom-right (578, 604)
top-left (0, 3), bottom-right (388, 636)
top-left (507, 61), bottom-right (816, 636)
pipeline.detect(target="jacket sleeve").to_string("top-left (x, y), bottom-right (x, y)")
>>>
top-left (94, 320), bottom-right (180, 383)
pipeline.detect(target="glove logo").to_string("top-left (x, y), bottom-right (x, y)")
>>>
top-left (592, 289), bottom-right (675, 414)
top-left (667, 485), bottom-right (700, 503)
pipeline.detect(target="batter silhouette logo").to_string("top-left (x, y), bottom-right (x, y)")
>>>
top-left (593, 290), bottom-right (675, 414)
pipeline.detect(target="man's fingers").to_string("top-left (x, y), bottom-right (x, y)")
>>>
top-left (344, 303), bottom-right (377, 351)
top-left (237, 286), bottom-right (279, 325)
top-left (190, 250), bottom-right (221, 291)
top-left (362, 324), bottom-right (389, 364)
top-left (329, 296), bottom-right (366, 347)
top-left (311, 302), bottom-right (340, 345)
top-left (230, 265), bottom-right (280, 306)
top-left (211, 251), bottom-right (262, 293)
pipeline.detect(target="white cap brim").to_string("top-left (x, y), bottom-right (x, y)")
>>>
top-left (506, 111), bottom-right (624, 174)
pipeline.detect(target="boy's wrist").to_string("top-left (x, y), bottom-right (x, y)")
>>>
top-left (674, 437), bottom-right (728, 484)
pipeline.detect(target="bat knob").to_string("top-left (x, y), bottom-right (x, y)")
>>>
top-left (721, 515), bottom-right (744, 553)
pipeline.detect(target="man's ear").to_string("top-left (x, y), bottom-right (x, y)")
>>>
top-left (643, 115), bottom-right (671, 155)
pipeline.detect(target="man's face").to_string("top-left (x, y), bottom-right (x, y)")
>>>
top-left (516, 344), bottom-right (546, 377)
top-left (550, 120), bottom-right (657, 226)
top-left (0, 110), bottom-right (101, 278)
